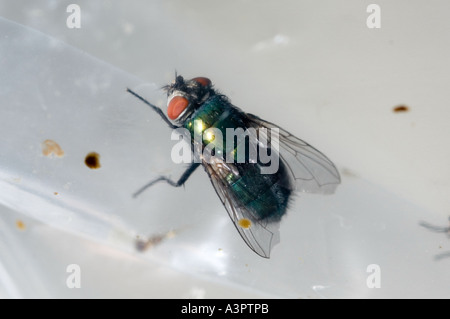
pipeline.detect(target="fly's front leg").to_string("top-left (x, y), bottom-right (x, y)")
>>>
top-left (133, 163), bottom-right (201, 198)
top-left (126, 88), bottom-right (177, 129)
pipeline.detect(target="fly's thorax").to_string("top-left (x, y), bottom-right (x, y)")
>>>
top-left (183, 95), bottom-right (225, 137)
top-left (184, 104), bottom-right (223, 162)
top-left (183, 95), bottom-right (256, 165)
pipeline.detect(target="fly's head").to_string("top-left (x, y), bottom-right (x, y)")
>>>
top-left (164, 75), bottom-right (214, 125)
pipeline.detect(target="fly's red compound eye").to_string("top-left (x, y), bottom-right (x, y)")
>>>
top-left (192, 77), bottom-right (211, 87)
top-left (167, 96), bottom-right (189, 120)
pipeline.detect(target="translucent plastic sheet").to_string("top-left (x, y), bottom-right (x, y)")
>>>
top-left (1, 17), bottom-right (449, 298)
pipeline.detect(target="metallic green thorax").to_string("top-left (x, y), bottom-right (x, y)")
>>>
top-left (184, 95), bottom-right (291, 221)
top-left (185, 95), bottom-right (248, 162)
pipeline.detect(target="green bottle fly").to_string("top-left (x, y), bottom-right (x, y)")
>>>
top-left (127, 75), bottom-right (340, 258)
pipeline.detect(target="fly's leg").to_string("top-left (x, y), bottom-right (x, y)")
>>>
top-left (127, 87), bottom-right (198, 197)
top-left (420, 217), bottom-right (450, 234)
top-left (133, 163), bottom-right (201, 198)
top-left (126, 88), bottom-right (177, 129)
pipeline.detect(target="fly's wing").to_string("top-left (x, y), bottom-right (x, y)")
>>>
top-left (204, 158), bottom-right (280, 258)
top-left (246, 113), bottom-right (341, 194)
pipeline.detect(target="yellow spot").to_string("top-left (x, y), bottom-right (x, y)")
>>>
top-left (42, 139), bottom-right (64, 158)
top-left (195, 120), bottom-right (204, 132)
top-left (16, 220), bottom-right (26, 231)
top-left (238, 218), bottom-right (252, 229)
top-left (205, 131), bottom-right (214, 141)
top-left (54, 192), bottom-right (59, 196)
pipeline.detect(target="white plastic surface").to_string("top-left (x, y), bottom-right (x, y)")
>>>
top-left (1, 1), bottom-right (450, 298)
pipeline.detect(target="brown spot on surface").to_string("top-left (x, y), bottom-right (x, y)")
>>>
top-left (16, 220), bottom-right (26, 231)
top-left (42, 139), bottom-right (64, 157)
top-left (135, 230), bottom-right (177, 252)
top-left (85, 152), bottom-right (101, 169)
top-left (393, 105), bottom-right (409, 113)
top-left (54, 192), bottom-right (59, 196)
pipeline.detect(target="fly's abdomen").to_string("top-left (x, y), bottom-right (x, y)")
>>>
top-left (230, 162), bottom-right (292, 221)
